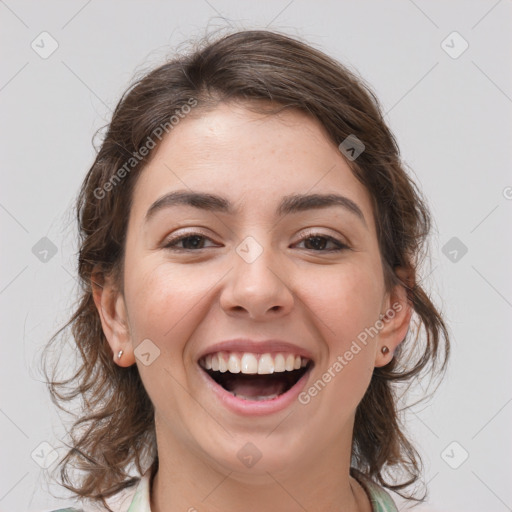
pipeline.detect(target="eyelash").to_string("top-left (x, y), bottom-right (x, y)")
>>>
top-left (163, 231), bottom-right (349, 252)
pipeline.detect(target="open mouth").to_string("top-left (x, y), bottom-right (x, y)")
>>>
top-left (198, 352), bottom-right (314, 402)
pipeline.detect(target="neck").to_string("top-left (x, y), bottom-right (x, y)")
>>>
top-left (150, 418), bottom-right (371, 512)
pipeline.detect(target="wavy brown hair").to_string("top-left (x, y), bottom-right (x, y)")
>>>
top-left (43, 29), bottom-right (449, 510)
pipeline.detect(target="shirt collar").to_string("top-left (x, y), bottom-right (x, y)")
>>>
top-left (126, 465), bottom-right (153, 512)
top-left (351, 469), bottom-right (399, 512)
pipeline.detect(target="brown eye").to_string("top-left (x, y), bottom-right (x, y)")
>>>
top-left (294, 234), bottom-right (348, 252)
top-left (164, 233), bottom-right (217, 251)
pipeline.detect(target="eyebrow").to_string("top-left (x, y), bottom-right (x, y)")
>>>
top-left (145, 190), bottom-right (366, 226)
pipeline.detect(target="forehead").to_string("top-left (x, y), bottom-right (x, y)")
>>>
top-left (130, 102), bottom-right (375, 227)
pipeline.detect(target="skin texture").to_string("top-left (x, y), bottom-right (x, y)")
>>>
top-left (93, 102), bottom-right (412, 512)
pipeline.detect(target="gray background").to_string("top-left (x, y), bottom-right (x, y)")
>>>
top-left (1, 1), bottom-right (511, 511)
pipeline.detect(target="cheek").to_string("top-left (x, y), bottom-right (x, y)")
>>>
top-left (122, 259), bottom-right (216, 416)
top-left (123, 258), bottom-right (212, 358)
top-left (306, 260), bottom-right (385, 346)
top-left (302, 261), bottom-right (384, 406)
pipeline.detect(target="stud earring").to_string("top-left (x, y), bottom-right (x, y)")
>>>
top-left (117, 350), bottom-right (123, 359)
top-left (381, 346), bottom-right (390, 355)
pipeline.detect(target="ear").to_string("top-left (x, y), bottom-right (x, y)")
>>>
top-left (374, 268), bottom-right (413, 368)
top-left (91, 269), bottom-right (136, 367)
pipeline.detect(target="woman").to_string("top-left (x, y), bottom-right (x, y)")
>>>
top-left (45, 29), bottom-right (449, 512)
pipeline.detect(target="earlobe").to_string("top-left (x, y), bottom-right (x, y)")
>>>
top-left (91, 270), bottom-right (135, 367)
top-left (374, 278), bottom-right (413, 368)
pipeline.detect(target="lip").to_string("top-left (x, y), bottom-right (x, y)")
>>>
top-left (197, 360), bottom-right (313, 416)
top-left (196, 338), bottom-right (315, 362)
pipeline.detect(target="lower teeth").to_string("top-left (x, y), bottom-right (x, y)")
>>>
top-left (232, 392), bottom-right (279, 401)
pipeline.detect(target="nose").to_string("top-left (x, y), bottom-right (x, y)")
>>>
top-left (219, 241), bottom-right (294, 321)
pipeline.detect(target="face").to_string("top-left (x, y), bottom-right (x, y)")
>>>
top-left (95, 102), bottom-right (410, 479)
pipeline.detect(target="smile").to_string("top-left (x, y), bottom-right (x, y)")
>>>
top-left (198, 351), bottom-right (314, 411)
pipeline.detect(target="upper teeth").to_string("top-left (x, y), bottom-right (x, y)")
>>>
top-left (200, 352), bottom-right (309, 375)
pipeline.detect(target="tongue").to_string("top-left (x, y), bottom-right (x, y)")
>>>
top-left (223, 374), bottom-right (288, 398)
